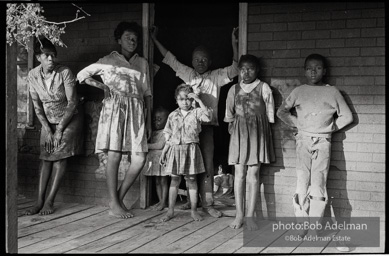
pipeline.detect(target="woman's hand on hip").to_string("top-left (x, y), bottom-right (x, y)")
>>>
top-left (103, 85), bottom-right (112, 99)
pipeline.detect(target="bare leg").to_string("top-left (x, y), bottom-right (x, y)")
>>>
top-left (150, 176), bottom-right (162, 210)
top-left (230, 164), bottom-right (246, 229)
top-left (245, 164), bottom-right (260, 230)
top-left (25, 160), bottom-right (53, 215)
top-left (154, 176), bottom-right (168, 211)
top-left (39, 159), bottom-right (68, 215)
top-left (161, 175), bottom-right (181, 222)
top-left (178, 180), bottom-right (191, 210)
top-left (117, 152), bottom-right (147, 217)
top-left (186, 175), bottom-right (203, 221)
top-left (106, 150), bottom-right (131, 218)
top-left (199, 126), bottom-right (221, 218)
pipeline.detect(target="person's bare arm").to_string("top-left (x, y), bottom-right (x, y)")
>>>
top-left (150, 26), bottom-right (168, 58)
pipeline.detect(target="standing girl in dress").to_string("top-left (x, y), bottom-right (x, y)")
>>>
top-left (160, 84), bottom-right (212, 222)
top-left (77, 21), bottom-right (152, 218)
top-left (224, 54), bottom-right (275, 230)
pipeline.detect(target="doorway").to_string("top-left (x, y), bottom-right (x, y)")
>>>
top-left (149, 3), bottom-right (239, 206)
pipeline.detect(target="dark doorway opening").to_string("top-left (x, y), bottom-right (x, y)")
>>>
top-left (151, 3), bottom-right (239, 205)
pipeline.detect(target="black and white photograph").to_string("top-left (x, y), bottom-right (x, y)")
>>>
top-left (5, 1), bottom-right (385, 254)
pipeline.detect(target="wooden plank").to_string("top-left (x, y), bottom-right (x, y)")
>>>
top-left (231, 219), bottom-right (284, 254)
top-left (321, 229), bottom-right (385, 254)
top-left (19, 209), bottom-right (108, 253)
top-left (66, 210), bottom-right (168, 253)
top-left (238, 3), bottom-right (248, 57)
top-left (37, 209), bottom-right (163, 253)
top-left (209, 231), bottom-right (244, 253)
top-left (18, 205), bottom-right (107, 239)
top-left (18, 207), bottom-right (118, 253)
top-left (164, 217), bottom-right (235, 254)
top-left (184, 219), bottom-right (241, 253)
top-left (259, 228), bottom-right (303, 254)
top-left (18, 203), bottom-right (90, 229)
top-left (209, 219), bottom-right (270, 253)
top-left (292, 230), bottom-right (339, 254)
top-left (99, 211), bottom-right (212, 253)
top-left (17, 201), bottom-right (36, 210)
top-left (6, 40), bottom-right (18, 254)
top-left (17, 198), bottom-right (36, 205)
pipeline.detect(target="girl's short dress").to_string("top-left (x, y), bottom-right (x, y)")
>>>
top-left (164, 143), bottom-right (206, 176)
top-left (143, 130), bottom-right (169, 176)
top-left (225, 80), bottom-right (275, 165)
top-left (162, 108), bottom-right (209, 176)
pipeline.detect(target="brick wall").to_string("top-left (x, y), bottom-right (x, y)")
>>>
top-left (17, 3), bottom-right (385, 220)
top-left (17, 3), bottom-right (144, 208)
top-left (247, 2), bottom-right (385, 223)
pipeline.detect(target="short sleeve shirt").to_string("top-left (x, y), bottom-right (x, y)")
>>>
top-left (28, 64), bottom-right (76, 124)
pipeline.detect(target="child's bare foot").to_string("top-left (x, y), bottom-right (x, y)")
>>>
top-left (154, 202), bottom-right (166, 211)
top-left (108, 202), bottom-right (133, 219)
top-left (229, 215), bottom-right (244, 229)
top-left (179, 201), bottom-right (191, 210)
top-left (161, 209), bottom-right (174, 222)
top-left (120, 201), bottom-right (132, 212)
top-left (39, 201), bottom-right (54, 215)
top-left (246, 217), bottom-right (259, 231)
top-left (191, 210), bottom-right (203, 221)
top-left (203, 206), bottom-right (222, 218)
top-left (24, 203), bottom-right (43, 215)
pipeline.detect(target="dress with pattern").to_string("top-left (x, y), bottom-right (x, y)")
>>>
top-left (77, 51), bottom-right (151, 153)
top-left (224, 79), bottom-right (275, 165)
top-left (28, 64), bottom-right (84, 161)
top-left (163, 107), bottom-right (211, 175)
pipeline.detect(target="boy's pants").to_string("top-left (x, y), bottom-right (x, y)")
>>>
top-left (294, 133), bottom-right (331, 218)
top-left (198, 125), bottom-right (215, 208)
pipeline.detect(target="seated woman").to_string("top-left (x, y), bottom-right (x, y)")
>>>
top-left (25, 38), bottom-right (84, 215)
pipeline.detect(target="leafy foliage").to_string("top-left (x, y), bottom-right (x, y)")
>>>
top-left (6, 3), bottom-right (89, 50)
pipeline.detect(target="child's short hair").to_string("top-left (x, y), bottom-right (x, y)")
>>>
top-left (174, 84), bottom-right (193, 98)
top-left (34, 38), bottom-right (57, 56)
top-left (154, 106), bottom-right (169, 116)
top-left (192, 45), bottom-right (211, 59)
top-left (238, 54), bottom-right (260, 69)
top-left (114, 21), bottom-right (142, 42)
top-left (304, 54), bottom-right (327, 68)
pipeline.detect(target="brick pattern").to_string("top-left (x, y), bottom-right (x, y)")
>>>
top-left (247, 2), bottom-right (385, 219)
top-left (17, 3), bottom-right (385, 218)
top-left (17, 3), bottom-right (143, 209)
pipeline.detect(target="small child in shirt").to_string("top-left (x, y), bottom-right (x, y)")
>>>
top-left (143, 107), bottom-right (170, 211)
top-left (151, 26), bottom-right (239, 218)
top-left (213, 164), bottom-right (234, 198)
top-left (276, 54), bottom-right (353, 237)
top-left (224, 54), bottom-right (275, 230)
top-left (160, 84), bottom-right (212, 222)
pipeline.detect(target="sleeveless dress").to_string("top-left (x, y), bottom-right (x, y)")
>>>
top-left (225, 80), bottom-right (275, 165)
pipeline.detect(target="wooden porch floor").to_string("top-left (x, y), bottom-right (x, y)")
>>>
top-left (17, 196), bottom-right (385, 254)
